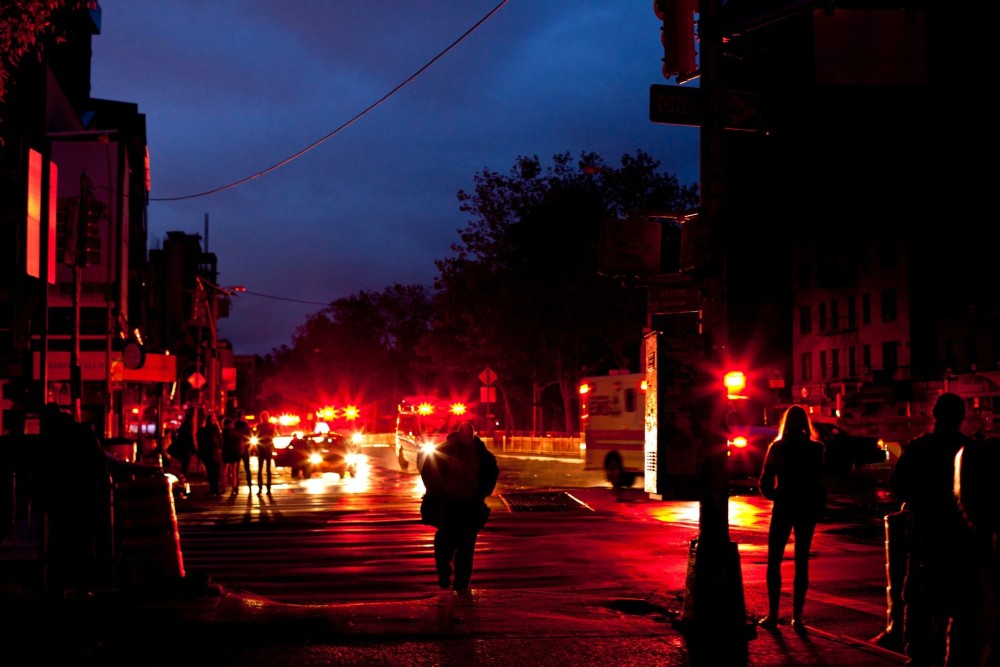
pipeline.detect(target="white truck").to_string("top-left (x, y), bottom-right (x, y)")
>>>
top-left (579, 373), bottom-right (646, 487)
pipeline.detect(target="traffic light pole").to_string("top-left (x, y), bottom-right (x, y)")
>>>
top-left (678, 0), bottom-right (752, 654)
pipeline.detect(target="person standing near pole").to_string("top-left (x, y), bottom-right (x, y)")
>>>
top-left (757, 404), bottom-right (827, 631)
top-left (890, 392), bottom-right (976, 666)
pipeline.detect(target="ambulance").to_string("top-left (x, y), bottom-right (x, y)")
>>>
top-left (394, 395), bottom-right (471, 473)
top-left (579, 373), bottom-right (646, 487)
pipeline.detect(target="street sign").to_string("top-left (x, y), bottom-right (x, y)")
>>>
top-left (479, 367), bottom-right (496, 385)
top-left (187, 371), bottom-right (207, 389)
top-left (649, 84), bottom-right (762, 132)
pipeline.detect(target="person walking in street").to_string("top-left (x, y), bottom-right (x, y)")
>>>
top-left (196, 412), bottom-right (223, 496)
top-left (221, 417), bottom-right (242, 496)
top-left (757, 404), bottom-right (827, 631)
top-left (419, 420), bottom-right (499, 592)
top-left (254, 410), bottom-right (277, 495)
top-left (233, 410), bottom-right (254, 493)
top-left (890, 392), bottom-right (977, 667)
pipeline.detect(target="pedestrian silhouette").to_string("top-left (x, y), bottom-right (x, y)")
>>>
top-left (254, 410), bottom-right (277, 495)
top-left (197, 412), bottom-right (223, 496)
top-left (419, 420), bottom-right (499, 592)
top-left (953, 435), bottom-right (1000, 667)
top-left (168, 408), bottom-right (197, 480)
top-left (221, 417), bottom-right (242, 496)
top-left (232, 410), bottom-right (253, 493)
top-left (890, 392), bottom-right (976, 666)
top-left (757, 404), bottom-right (827, 631)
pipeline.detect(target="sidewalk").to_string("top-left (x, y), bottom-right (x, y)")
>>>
top-left (4, 572), bottom-right (906, 666)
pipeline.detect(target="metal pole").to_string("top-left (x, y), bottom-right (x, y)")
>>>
top-left (679, 0), bottom-right (751, 650)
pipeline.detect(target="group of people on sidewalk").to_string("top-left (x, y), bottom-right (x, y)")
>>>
top-left (758, 396), bottom-right (998, 667)
top-left (166, 408), bottom-right (278, 497)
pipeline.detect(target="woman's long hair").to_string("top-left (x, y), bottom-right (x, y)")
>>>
top-left (777, 404), bottom-right (817, 441)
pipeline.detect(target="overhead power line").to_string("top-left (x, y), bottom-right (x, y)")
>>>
top-left (152, 1), bottom-right (509, 202)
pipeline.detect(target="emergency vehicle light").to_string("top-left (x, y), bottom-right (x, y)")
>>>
top-left (579, 383), bottom-right (591, 395)
top-left (418, 403), bottom-right (435, 415)
top-left (450, 403), bottom-right (467, 416)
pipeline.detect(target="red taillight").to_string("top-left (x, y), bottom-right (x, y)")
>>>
top-left (579, 383), bottom-right (591, 395)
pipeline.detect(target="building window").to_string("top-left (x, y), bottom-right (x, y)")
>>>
top-left (819, 350), bottom-right (827, 380)
top-left (848, 346), bottom-right (856, 377)
top-left (831, 348), bottom-right (840, 379)
top-left (883, 340), bottom-right (898, 375)
top-left (863, 344), bottom-right (871, 372)
top-left (801, 352), bottom-right (812, 382)
top-left (881, 288), bottom-right (897, 322)
top-left (863, 293), bottom-right (871, 325)
top-left (847, 296), bottom-right (856, 329)
top-left (830, 299), bottom-right (839, 331)
top-left (819, 302), bottom-right (827, 332)
top-left (799, 305), bottom-right (811, 335)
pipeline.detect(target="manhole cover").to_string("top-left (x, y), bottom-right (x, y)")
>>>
top-left (499, 491), bottom-right (592, 512)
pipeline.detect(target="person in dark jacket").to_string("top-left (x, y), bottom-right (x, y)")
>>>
top-left (233, 410), bottom-right (253, 494)
top-left (953, 435), bottom-right (1000, 667)
top-left (758, 404), bottom-right (827, 631)
top-left (196, 413), bottom-right (223, 496)
top-left (254, 410), bottom-right (278, 495)
top-left (890, 392), bottom-right (976, 667)
top-left (419, 420), bottom-right (499, 592)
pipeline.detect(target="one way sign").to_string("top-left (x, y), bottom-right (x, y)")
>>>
top-left (649, 85), bottom-right (762, 132)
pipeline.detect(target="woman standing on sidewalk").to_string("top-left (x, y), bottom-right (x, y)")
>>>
top-left (757, 404), bottom-right (827, 631)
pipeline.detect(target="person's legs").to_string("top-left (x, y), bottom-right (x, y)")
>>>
top-left (762, 512), bottom-right (794, 626)
top-left (453, 528), bottom-right (478, 590)
top-left (792, 518), bottom-right (817, 624)
top-left (434, 528), bottom-right (457, 588)
top-left (256, 454), bottom-right (264, 493)
top-left (264, 452), bottom-right (272, 492)
top-left (243, 455), bottom-right (252, 492)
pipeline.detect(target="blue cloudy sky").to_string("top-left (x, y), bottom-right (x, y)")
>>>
top-left (89, 1), bottom-right (700, 355)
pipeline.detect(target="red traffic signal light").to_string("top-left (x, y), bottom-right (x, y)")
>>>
top-left (654, 0), bottom-right (697, 79)
top-left (723, 370), bottom-right (747, 400)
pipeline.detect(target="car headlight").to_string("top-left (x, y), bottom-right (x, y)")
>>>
top-left (419, 442), bottom-right (437, 456)
top-left (307, 452), bottom-right (323, 465)
top-left (351, 432), bottom-right (363, 445)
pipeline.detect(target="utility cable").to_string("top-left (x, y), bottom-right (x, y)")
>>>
top-left (152, 1), bottom-right (509, 202)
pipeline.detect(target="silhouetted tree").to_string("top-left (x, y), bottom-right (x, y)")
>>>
top-left (428, 150), bottom-right (698, 432)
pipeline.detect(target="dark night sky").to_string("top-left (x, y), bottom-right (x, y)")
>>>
top-left (89, 1), bottom-right (700, 355)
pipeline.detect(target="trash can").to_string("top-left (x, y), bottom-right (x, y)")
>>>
top-left (113, 474), bottom-right (185, 590)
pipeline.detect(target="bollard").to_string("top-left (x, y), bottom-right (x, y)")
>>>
top-left (112, 475), bottom-right (185, 591)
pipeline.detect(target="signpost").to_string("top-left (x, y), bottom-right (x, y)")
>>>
top-left (649, 84), bottom-right (762, 132)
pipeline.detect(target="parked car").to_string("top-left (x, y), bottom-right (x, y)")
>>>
top-left (276, 432), bottom-right (360, 479)
top-left (726, 419), bottom-right (888, 482)
top-left (812, 421), bottom-right (888, 476)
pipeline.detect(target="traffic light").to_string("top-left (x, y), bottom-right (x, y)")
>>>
top-left (78, 198), bottom-right (103, 266)
top-left (654, 0), bottom-right (697, 79)
top-left (723, 370), bottom-right (747, 400)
